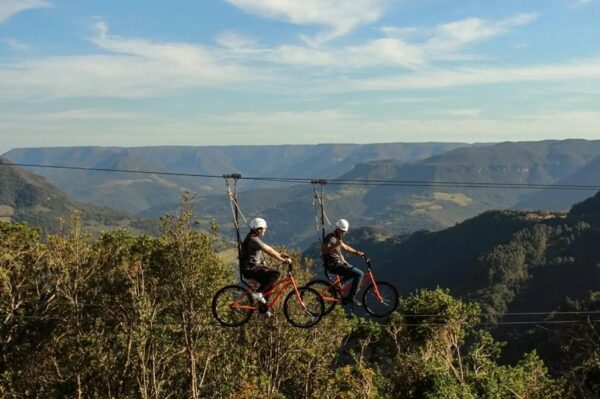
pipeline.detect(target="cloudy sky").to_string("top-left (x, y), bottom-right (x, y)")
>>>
top-left (1, 0), bottom-right (599, 153)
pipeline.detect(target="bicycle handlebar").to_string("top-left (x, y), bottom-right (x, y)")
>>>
top-left (362, 256), bottom-right (372, 268)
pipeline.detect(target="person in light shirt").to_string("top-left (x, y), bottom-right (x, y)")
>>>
top-left (240, 217), bottom-right (291, 316)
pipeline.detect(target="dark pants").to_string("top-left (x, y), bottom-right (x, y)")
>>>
top-left (327, 262), bottom-right (364, 300)
top-left (242, 265), bottom-right (281, 295)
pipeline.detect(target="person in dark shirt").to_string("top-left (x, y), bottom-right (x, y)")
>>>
top-left (240, 217), bottom-right (291, 315)
top-left (321, 219), bottom-right (366, 307)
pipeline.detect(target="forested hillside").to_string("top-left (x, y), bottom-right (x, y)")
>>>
top-left (296, 191), bottom-right (600, 396)
top-left (3, 202), bottom-right (594, 398)
top-left (330, 191), bottom-right (600, 320)
top-left (3, 143), bottom-right (468, 213)
top-left (0, 158), bottom-right (156, 233)
top-left (144, 139), bottom-right (600, 249)
top-left (5, 140), bottom-right (600, 250)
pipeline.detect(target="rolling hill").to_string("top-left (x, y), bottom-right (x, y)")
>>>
top-left (179, 139), bottom-right (600, 249)
top-left (3, 143), bottom-right (470, 213)
top-left (0, 158), bottom-right (156, 233)
top-left (311, 189), bottom-right (600, 322)
top-left (5, 140), bottom-right (600, 250)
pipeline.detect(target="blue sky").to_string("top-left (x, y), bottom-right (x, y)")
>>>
top-left (0, 0), bottom-right (599, 153)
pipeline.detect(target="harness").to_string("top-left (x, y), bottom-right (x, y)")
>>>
top-left (312, 179), bottom-right (337, 269)
top-left (223, 174), bottom-right (253, 286)
top-left (312, 179), bottom-right (331, 243)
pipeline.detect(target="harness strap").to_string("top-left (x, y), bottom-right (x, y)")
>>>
top-left (311, 179), bottom-right (331, 243)
top-left (224, 174), bottom-right (247, 263)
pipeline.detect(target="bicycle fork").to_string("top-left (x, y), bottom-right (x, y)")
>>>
top-left (366, 272), bottom-right (385, 302)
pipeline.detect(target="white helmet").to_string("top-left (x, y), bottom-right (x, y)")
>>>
top-left (335, 219), bottom-right (349, 232)
top-left (249, 217), bottom-right (267, 230)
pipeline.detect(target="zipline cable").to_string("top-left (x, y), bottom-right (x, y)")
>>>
top-left (3, 312), bottom-right (600, 328)
top-left (10, 300), bottom-right (600, 317)
top-left (3, 162), bottom-right (600, 191)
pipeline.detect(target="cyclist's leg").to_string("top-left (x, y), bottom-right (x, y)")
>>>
top-left (346, 264), bottom-right (364, 300)
top-left (328, 262), bottom-right (363, 300)
top-left (244, 266), bottom-right (280, 295)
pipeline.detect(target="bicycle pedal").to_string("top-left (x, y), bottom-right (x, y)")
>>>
top-left (258, 303), bottom-right (271, 315)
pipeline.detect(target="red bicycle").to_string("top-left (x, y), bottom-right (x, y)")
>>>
top-left (212, 263), bottom-right (325, 328)
top-left (305, 257), bottom-right (398, 317)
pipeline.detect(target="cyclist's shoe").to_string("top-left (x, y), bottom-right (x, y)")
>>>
top-left (258, 303), bottom-right (273, 317)
top-left (351, 297), bottom-right (363, 307)
top-left (252, 292), bottom-right (267, 304)
top-left (342, 296), bottom-right (362, 307)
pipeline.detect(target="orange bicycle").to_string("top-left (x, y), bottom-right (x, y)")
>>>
top-left (212, 263), bottom-right (325, 328)
top-left (305, 257), bottom-right (398, 317)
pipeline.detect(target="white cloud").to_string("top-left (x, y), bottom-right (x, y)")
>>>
top-left (0, 0), bottom-right (49, 24)
top-left (43, 108), bottom-right (138, 121)
top-left (379, 26), bottom-right (422, 39)
top-left (155, 109), bottom-right (600, 143)
top-left (217, 13), bottom-right (536, 69)
top-left (206, 109), bottom-right (347, 127)
top-left (0, 22), bottom-right (256, 100)
top-left (215, 31), bottom-right (258, 50)
top-left (255, 38), bottom-right (424, 68)
top-left (3, 108), bottom-right (600, 150)
top-left (424, 13), bottom-right (538, 56)
top-left (0, 13), bottom-right (588, 103)
top-left (569, 0), bottom-right (597, 6)
top-left (226, 0), bottom-right (386, 42)
top-left (446, 109), bottom-right (482, 117)
top-left (2, 38), bottom-right (31, 50)
top-left (349, 58), bottom-right (600, 91)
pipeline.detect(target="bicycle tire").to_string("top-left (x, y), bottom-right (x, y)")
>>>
top-left (305, 279), bottom-right (341, 315)
top-left (212, 285), bottom-right (254, 327)
top-left (362, 281), bottom-right (398, 317)
top-left (283, 287), bottom-right (324, 328)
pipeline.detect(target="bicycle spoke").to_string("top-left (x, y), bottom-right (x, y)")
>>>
top-left (284, 287), bottom-right (324, 328)
top-left (305, 279), bottom-right (340, 315)
top-left (212, 285), bottom-right (254, 327)
top-left (362, 282), bottom-right (398, 318)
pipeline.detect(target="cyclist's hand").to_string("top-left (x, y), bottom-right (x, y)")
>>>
top-left (284, 258), bottom-right (292, 265)
top-left (357, 251), bottom-right (365, 258)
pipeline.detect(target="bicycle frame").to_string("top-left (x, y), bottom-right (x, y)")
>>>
top-left (231, 267), bottom-right (308, 311)
top-left (326, 259), bottom-right (385, 302)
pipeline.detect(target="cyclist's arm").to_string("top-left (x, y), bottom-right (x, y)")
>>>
top-left (262, 243), bottom-right (291, 263)
top-left (341, 242), bottom-right (365, 257)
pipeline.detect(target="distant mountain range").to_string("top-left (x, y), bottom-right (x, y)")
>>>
top-left (3, 143), bottom-right (469, 213)
top-left (0, 158), bottom-right (155, 233)
top-left (4, 140), bottom-right (600, 249)
top-left (174, 139), bottom-right (600, 248)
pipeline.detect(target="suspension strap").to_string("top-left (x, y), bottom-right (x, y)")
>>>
top-left (311, 179), bottom-right (330, 243)
top-left (223, 174), bottom-right (245, 259)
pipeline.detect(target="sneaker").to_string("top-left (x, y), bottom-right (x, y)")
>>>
top-left (258, 303), bottom-right (273, 318)
top-left (342, 297), bottom-right (362, 307)
top-left (251, 292), bottom-right (267, 304)
top-left (351, 297), bottom-right (363, 307)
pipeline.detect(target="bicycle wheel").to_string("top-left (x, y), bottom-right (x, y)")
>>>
top-left (212, 285), bottom-right (254, 327)
top-left (283, 287), bottom-right (324, 328)
top-left (362, 281), bottom-right (398, 317)
top-left (305, 279), bottom-right (340, 315)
